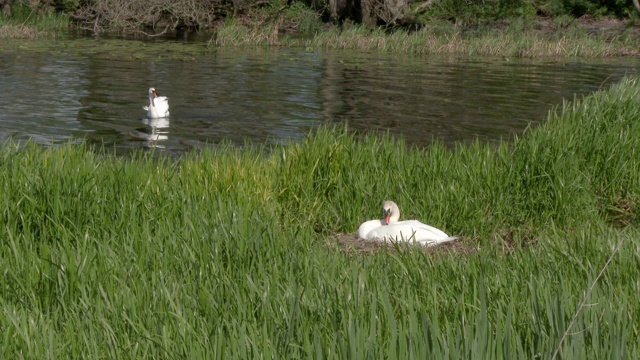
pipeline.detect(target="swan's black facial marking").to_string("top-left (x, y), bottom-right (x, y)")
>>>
top-left (383, 207), bottom-right (391, 225)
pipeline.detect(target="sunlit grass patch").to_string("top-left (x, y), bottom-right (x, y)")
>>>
top-left (0, 77), bottom-right (639, 357)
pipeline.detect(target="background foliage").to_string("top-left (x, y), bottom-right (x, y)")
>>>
top-left (2, 0), bottom-right (639, 34)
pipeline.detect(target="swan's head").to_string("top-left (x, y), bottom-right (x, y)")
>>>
top-left (148, 87), bottom-right (158, 98)
top-left (382, 200), bottom-right (400, 225)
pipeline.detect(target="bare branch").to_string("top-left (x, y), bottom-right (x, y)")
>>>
top-left (551, 237), bottom-right (625, 360)
top-left (413, 0), bottom-right (437, 14)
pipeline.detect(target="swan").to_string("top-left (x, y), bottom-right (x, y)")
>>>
top-left (357, 200), bottom-right (458, 246)
top-left (142, 87), bottom-right (170, 118)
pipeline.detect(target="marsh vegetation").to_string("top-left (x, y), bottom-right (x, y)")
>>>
top-left (1, 0), bottom-right (639, 357)
top-left (1, 74), bottom-right (639, 357)
top-left (1, 0), bottom-right (639, 57)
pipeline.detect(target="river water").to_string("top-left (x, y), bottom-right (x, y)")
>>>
top-left (1, 37), bottom-right (638, 155)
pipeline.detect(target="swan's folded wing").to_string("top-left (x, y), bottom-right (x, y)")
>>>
top-left (152, 97), bottom-right (170, 117)
top-left (366, 221), bottom-right (455, 245)
top-left (358, 219), bottom-right (383, 240)
top-left (391, 220), bottom-right (447, 238)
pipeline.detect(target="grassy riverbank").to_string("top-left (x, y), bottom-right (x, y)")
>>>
top-left (2, 19), bottom-right (639, 58)
top-left (0, 3), bottom-right (68, 39)
top-left (1, 73), bottom-right (639, 357)
top-left (304, 20), bottom-right (640, 57)
top-left (1, 2), bottom-right (639, 57)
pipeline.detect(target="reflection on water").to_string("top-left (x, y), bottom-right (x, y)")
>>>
top-left (0, 40), bottom-right (639, 156)
top-left (130, 117), bottom-right (170, 148)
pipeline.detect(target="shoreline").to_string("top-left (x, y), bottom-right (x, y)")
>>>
top-left (1, 14), bottom-right (639, 57)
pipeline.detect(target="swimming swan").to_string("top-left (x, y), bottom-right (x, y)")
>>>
top-left (143, 87), bottom-right (170, 118)
top-left (357, 200), bottom-right (458, 246)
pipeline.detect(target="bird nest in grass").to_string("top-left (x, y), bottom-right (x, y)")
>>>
top-left (325, 232), bottom-right (477, 256)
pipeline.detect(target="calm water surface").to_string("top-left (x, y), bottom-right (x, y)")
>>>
top-left (1, 38), bottom-right (639, 155)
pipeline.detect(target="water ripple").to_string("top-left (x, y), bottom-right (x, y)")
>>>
top-left (0, 46), bottom-right (638, 155)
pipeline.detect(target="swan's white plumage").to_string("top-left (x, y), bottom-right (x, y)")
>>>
top-left (357, 201), bottom-right (457, 246)
top-left (143, 87), bottom-right (170, 118)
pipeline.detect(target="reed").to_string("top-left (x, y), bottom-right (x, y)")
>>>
top-left (1, 77), bottom-right (639, 358)
top-left (305, 25), bottom-right (640, 57)
top-left (195, 17), bottom-right (640, 58)
top-left (278, 77), bottom-right (640, 238)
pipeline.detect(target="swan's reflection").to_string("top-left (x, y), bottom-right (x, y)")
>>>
top-left (131, 117), bottom-right (170, 148)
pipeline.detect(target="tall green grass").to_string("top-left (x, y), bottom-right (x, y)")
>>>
top-left (1, 77), bottom-right (639, 358)
top-left (205, 15), bottom-right (640, 57)
top-left (278, 77), bottom-right (640, 238)
top-left (0, 2), bottom-right (69, 39)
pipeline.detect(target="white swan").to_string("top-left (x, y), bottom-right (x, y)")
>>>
top-left (357, 200), bottom-right (458, 246)
top-left (142, 87), bottom-right (170, 118)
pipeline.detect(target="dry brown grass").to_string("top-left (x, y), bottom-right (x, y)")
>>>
top-left (0, 23), bottom-right (43, 38)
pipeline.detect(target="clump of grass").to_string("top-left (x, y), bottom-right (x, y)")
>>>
top-left (0, 3), bottom-right (69, 38)
top-left (304, 23), bottom-right (640, 57)
top-left (278, 0), bottom-right (323, 35)
top-left (1, 77), bottom-right (639, 357)
top-left (211, 21), bottom-right (282, 47)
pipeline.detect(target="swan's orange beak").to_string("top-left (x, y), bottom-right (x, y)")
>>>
top-left (152, 90), bottom-right (159, 97)
top-left (383, 209), bottom-right (391, 225)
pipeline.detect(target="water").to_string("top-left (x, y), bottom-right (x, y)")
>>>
top-left (1, 38), bottom-right (638, 156)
